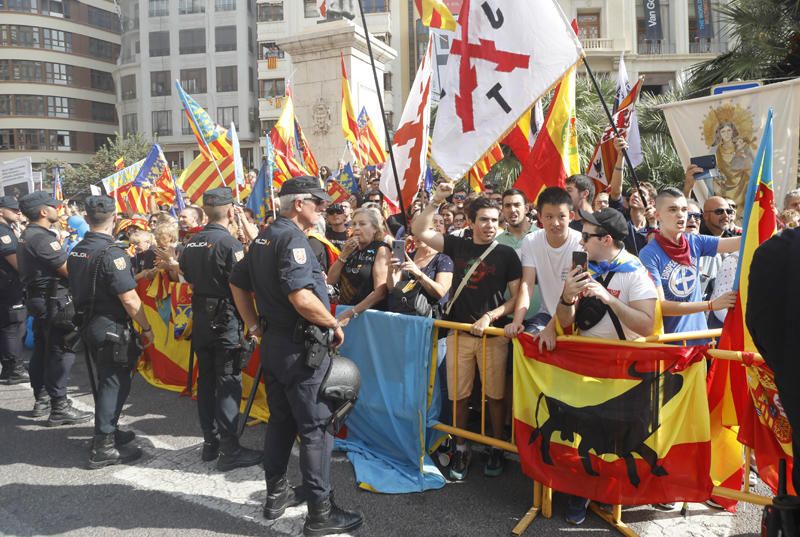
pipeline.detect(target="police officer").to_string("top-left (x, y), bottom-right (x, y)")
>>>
top-left (67, 196), bottom-right (151, 468)
top-left (0, 196), bottom-right (28, 385)
top-left (230, 176), bottom-right (363, 536)
top-left (179, 187), bottom-right (261, 471)
top-left (17, 192), bottom-right (92, 425)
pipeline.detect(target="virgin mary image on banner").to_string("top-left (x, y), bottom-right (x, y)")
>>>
top-left (703, 103), bottom-right (756, 207)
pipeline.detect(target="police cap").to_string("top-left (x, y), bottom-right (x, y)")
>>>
top-left (84, 195), bottom-right (116, 216)
top-left (279, 176), bottom-right (331, 202)
top-left (19, 191), bottom-right (61, 214)
top-left (203, 187), bottom-right (234, 207)
top-left (0, 195), bottom-right (19, 210)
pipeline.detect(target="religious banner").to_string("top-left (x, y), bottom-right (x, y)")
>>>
top-left (659, 78), bottom-right (800, 210)
top-left (431, 0), bottom-right (582, 181)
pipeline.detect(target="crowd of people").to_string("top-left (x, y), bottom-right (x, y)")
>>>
top-left (2, 149), bottom-right (800, 532)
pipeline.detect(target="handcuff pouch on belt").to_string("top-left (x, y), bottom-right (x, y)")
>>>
top-left (97, 326), bottom-right (142, 367)
top-left (0, 303), bottom-right (26, 325)
top-left (48, 280), bottom-right (81, 350)
top-left (294, 318), bottom-right (333, 369)
top-left (205, 297), bottom-right (235, 333)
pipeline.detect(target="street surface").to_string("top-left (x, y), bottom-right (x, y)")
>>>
top-left (0, 353), bottom-right (769, 537)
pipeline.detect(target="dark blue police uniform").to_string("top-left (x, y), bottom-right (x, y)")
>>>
top-left (179, 187), bottom-right (261, 471)
top-left (0, 196), bottom-right (28, 384)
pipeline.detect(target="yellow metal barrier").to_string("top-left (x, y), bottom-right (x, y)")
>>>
top-left (430, 321), bottom-right (772, 536)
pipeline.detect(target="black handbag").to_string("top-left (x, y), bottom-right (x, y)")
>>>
top-left (574, 273), bottom-right (626, 340)
top-left (390, 278), bottom-right (433, 317)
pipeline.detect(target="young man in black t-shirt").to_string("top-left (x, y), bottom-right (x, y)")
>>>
top-left (324, 204), bottom-right (349, 252)
top-left (413, 185), bottom-right (521, 482)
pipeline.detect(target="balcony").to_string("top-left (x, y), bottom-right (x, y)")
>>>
top-left (637, 40), bottom-right (677, 55)
top-left (582, 38), bottom-right (614, 51)
top-left (689, 39), bottom-right (729, 54)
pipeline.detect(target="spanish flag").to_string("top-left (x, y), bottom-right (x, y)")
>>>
top-left (269, 95), bottom-right (310, 179)
top-left (502, 109), bottom-right (535, 163)
top-left (414, 0), bottom-right (456, 31)
top-left (341, 54), bottom-right (361, 158)
top-left (713, 109), bottom-right (792, 496)
top-left (513, 65), bottom-right (579, 203)
top-left (514, 336), bottom-right (712, 505)
top-left (114, 156), bottom-right (125, 170)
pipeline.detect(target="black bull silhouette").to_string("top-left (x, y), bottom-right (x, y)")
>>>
top-left (528, 363), bottom-right (684, 488)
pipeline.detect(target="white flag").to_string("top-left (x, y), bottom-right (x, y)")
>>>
top-left (230, 122), bottom-right (245, 192)
top-left (616, 53), bottom-right (643, 168)
top-left (90, 185), bottom-right (102, 195)
top-left (432, 0), bottom-right (583, 181)
top-left (380, 36), bottom-right (434, 209)
top-left (659, 78), bottom-right (800, 209)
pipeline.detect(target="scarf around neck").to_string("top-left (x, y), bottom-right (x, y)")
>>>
top-left (654, 232), bottom-right (692, 266)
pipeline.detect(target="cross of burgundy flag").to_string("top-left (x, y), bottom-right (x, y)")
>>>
top-left (380, 35), bottom-right (434, 209)
top-left (432, 0), bottom-right (583, 181)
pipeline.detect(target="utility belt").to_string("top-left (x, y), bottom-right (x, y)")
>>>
top-left (195, 295), bottom-right (238, 333)
top-left (0, 302), bottom-right (26, 325)
top-left (292, 318), bottom-right (334, 370)
top-left (94, 323), bottom-right (142, 368)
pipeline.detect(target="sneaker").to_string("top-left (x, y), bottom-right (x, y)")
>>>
top-left (565, 496), bottom-right (590, 525)
top-left (448, 447), bottom-right (471, 481)
top-left (653, 502), bottom-right (679, 511)
top-left (483, 447), bottom-right (505, 477)
top-left (705, 498), bottom-right (724, 510)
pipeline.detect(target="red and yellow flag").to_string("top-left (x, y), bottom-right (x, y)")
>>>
top-left (327, 180), bottom-right (350, 205)
top-left (513, 65), bottom-right (579, 203)
top-left (414, 0), bottom-right (456, 31)
top-left (178, 152), bottom-right (236, 204)
top-left (269, 95), bottom-right (310, 179)
top-left (341, 54), bottom-right (361, 156)
top-left (514, 336), bottom-right (712, 505)
top-left (467, 143), bottom-right (503, 192)
top-left (356, 107), bottom-right (387, 167)
top-left (502, 109), bottom-right (534, 163)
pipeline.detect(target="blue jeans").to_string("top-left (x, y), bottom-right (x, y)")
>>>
top-left (523, 312), bottom-right (552, 335)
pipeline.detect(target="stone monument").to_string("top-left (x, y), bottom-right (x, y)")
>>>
top-left (277, 19), bottom-right (396, 170)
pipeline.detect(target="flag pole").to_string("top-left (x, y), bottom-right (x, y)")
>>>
top-left (266, 139), bottom-right (277, 220)
top-left (177, 80), bottom-right (228, 192)
top-left (581, 57), bottom-right (648, 205)
top-left (354, 0), bottom-right (408, 228)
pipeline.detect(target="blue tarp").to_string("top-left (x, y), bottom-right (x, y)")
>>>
top-left (334, 308), bottom-right (446, 493)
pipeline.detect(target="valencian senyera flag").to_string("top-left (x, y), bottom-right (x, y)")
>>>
top-left (176, 80), bottom-right (231, 160)
top-left (513, 335), bottom-right (713, 505)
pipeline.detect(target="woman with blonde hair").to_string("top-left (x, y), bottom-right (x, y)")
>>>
top-left (327, 206), bottom-right (391, 325)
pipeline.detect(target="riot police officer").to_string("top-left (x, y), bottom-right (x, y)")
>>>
top-left (179, 187), bottom-right (261, 471)
top-left (17, 192), bottom-right (92, 425)
top-left (67, 196), bottom-right (152, 468)
top-left (0, 196), bottom-right (28, 385)
top-left (230, 176), bottom-right (363, 536)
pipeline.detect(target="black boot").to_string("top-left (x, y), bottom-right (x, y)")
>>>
top-left (88, 433), bottom-right (142, 469)
top-left (263, 475), bottom-right (305, 520)
top-left (216, 436), bottom-right (262, 472)
top-left (47, 396), bottom-right (93, 427)
top-left (31, 390), bottom-right (50, 418)
top-left (114, 428), bottom-right (136, 446)
top-left (201, 433), bottom-right (219, 462)
top-left (303, 495), bottom-right (364, 537)
top-left (3, 362), bottom-right (28, 385)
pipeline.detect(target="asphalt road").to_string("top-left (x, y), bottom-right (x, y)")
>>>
top-left (0, 353), bottom-right (768, 537)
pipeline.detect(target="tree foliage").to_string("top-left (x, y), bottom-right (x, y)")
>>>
top-left (44, 132), bottom-right (151, 198)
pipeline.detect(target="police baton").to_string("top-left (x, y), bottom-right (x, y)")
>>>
top-left (237, 365), bottom-right (262, 438)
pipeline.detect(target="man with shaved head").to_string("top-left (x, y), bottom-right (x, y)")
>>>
top-left (700, 196), bottom-right (738, 238)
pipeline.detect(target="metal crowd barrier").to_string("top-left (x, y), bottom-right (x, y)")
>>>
top-left (429, 321), bottom-right (774, 536)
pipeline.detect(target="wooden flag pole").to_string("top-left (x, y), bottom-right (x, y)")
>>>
top-left (355, 0), bottom-right (407, 229)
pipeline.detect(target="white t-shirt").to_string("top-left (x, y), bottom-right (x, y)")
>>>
top-left (520, 228), bottom-right (583, 316)
top-left (580, 267), bottom-right (658, 340)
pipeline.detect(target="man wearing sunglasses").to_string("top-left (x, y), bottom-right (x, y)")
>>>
top-left (700, 197), bottom-right (740, 238)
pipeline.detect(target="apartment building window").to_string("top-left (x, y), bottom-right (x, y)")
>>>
top-left (179, 28), bottom-right (205, 54)
top-left (52, 130), bottom-right (73, 151)
top-left (577, 12), bottom-right (601, 39)
top-left (0, 61), bottom-right (7, 81)
top-left (383, 71), bottom-right (392, 91)
top-left (249, 67), bottom-right (254, 92)
top-left (216, 106), bottom-right (238, 127)
top-left (215, 0), bottom-right (235, 11)
top-left (121, 34), bottom-right (138, 63)
top-left (91, 70), bottom-right (114, 92)
top-left (257, 2), bottom-right (283, 22)
top-left (121, 74), bottom-right (136, 100)
top-left (13, 60), bottom-right (43, 81)
top-left (260, 120), bottom-right (276, 136)
top-left (45, 62), bottom-right (69, 84)
top-left (216, 65), bottom-right (237, 92)
top-left (47, 96), bottom-right (72, 118)
top-left (88, 6), bottom-right (119, 31)
top-left (152, 110), bottom-right (172, 136)
top-left (248, 27), bottom-right (253, 52)
top-left (122, 113), bottom-right (138, 136)
top-left (362, 0), bottom-right (386, 13)
top-left (0, 96), bottom-right (10, 115)
top-left (5, 0), bottom-right (38, 13)
top-left (149, 31), bottom-right (170, 56)
top-left (18, 129), bottom-right (46, 150)
top-left (163, 151), bottom-right (184, 169)
top-left (150, 70), bottom-right (171, 96)
top-left (259, 78), bottom-right (284, 99)
top-left (94, 133), bottom-right (112, 151)
top-left (179, 0), bottom-right (204, 14)
top-left (15, 95), bottom-right (45, 116)
top-left (41, 0), bottom-right (66, 17)
top-left (148, 0), bottom-right (168, 16)
top-left (42, 28), bottom-right (70, 52)
top-left (181, 113), bottom-right (193, 135)
top-left (91, 101), bottom-right (116, 122)
top-left (303, 0), bottom-right (318, 17)
top-left (180, 68), bottom-right (206, 93)
top-left (0, 130), bottom-right (14, 150)
top-left (215, 26), bottom-right (236, 52)
top-left (89, 38), bottom-right (113, 60)
top-left (6, 25), bottom-right (41, 48)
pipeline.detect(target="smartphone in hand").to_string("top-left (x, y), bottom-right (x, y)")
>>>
top-left (392, 239), bottom-right (406, 263)
top-left (572, 251), bottom-right (588, 276)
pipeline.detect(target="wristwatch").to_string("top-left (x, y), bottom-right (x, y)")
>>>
top-left (351, 310), bottom-right (360, 319)
top-left (559, 295), bottom-right (577, 307)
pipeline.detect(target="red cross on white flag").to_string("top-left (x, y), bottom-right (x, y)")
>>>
top-left (432, 0), bottom-right (583, 181)
top-left (380, 35), bottom-right (434, 209)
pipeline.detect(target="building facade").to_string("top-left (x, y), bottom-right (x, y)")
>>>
top-left (0, 0), bottom-right (121, 171)
top-left (117, 0), bottom-right (260, 172)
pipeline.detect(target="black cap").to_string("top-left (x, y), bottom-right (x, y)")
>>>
top-left (84, 195), bottom-right (116, 216)
top-left (278, 176), bottom-right (331, 201)
top-left (0, 195), bottom-right (19, 210)
top-left (19, 192), bottom-right (61, 214)
top-left (326, 203), bottom-right (344, 215)
top-left (579, 208), bottom-right (628, 241)
top-left (203, 187), bottom-right (234, 207)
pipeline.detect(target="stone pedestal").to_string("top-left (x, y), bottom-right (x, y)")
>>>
top-left (277, 20), bottom-right (397, 171)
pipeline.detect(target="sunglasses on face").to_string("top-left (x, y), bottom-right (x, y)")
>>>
top-left (687, 212), bottom-right (703, 220)
top-left (581, 232), bottom-right (608, 242)
top-left (453, 194), bottom-right (466, 200)
top-left (712, 208), bottom-right (735, 216)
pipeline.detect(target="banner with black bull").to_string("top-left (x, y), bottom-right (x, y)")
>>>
top-left (513, 336), bottom-right (713, 505)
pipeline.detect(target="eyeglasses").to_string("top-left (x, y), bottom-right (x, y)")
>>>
top-left (581, 232), bottom-right (608, 242)
top-left (453, 194), bottom-right (466, 201)
top-left (712, 208), bottom-right (735, 216)
top-left (687, 212), bottom-right (703, 220)
top-left (302, 196), bottom-right (326, 206)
